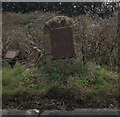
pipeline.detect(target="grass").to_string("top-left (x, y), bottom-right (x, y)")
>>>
top-left (2, 61), bottom-right (119, 109)
top-left (2, 63), bottom-right (54, 100)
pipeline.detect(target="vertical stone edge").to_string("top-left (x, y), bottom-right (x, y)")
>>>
top-left (118, 3), bottom-right (120, 117)
top-left (0, 1), bottom-right (2, 117)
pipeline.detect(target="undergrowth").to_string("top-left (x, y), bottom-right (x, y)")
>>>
top-left (2, 61), bottom-right (119, 109)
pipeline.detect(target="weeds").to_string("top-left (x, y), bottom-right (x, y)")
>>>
top-left (2, 61), bottom-right (119, 109)
top-left (3, 62), bottom-right (53, 100)
top-left (2, 11), bottom-right (119, 109)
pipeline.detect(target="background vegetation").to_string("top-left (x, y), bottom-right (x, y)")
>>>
top-left (2, 2), bottom-right (119, 111)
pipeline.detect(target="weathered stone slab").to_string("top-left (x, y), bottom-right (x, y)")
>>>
top-left (50, 27), bottom-right (75, 59)
top-left (2, 109), bottom-right (39, 116)
top-left (2, 109), bottom-right (119, 117)
top-left (42, 109), bottom-right (119, 115)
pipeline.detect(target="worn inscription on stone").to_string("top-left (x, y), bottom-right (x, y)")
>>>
top-left (50, 27), bottom-right (75, 59)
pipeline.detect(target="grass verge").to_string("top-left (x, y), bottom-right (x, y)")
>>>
top-left (2, 62), bottom-right (119, 109)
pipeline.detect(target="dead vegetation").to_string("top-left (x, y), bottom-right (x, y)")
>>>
top-left (2, 10), bottom-right (119, 110)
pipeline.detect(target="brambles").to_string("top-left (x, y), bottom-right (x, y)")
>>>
top-left (73, 11), bottom-right (118, 68)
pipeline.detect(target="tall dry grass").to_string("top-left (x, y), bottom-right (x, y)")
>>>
top-left (2, 10), bottom-right (118, 69)
top-left (73, 11), bottom-right (118, 69)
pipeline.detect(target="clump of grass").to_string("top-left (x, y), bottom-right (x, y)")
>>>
top-left (66, 61), bottom-right (119, 107)
top-left (2, 62), bottom-right (54, 101)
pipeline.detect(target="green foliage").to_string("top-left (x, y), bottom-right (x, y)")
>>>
top-left (78, 77), bottom-right (90, 87)
top-left (3, 63), bottom-right (26, 89)
top-left (74, 63), bottom-right (87, 75)
top-left (2, 61), bottom-right (119, 108)
top-left (40, 64), bottom-right (66, 85)
top-left (2, 62), bottom-right (53, 100)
